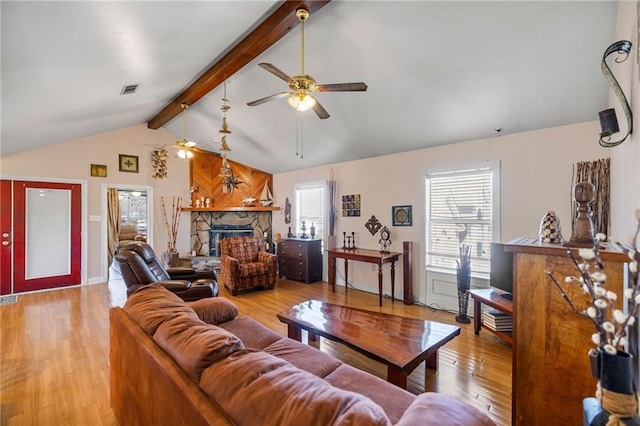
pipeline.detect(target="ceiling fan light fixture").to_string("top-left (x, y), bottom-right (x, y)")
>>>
top-left (288, 93), bottom-right (316, 111)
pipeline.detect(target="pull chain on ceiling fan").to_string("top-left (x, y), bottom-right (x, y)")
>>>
top-left (247, 7), bottom-right (367, 119)
top-left (175, 103), bottom-right (197, 159)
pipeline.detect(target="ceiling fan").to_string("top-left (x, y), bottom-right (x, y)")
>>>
top-left (247, 8), bottom-right (367, 119)
top-left (174, 103), bottom-right (197, 158)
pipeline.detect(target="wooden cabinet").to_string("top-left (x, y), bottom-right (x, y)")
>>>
top-left (505, 238), bottom-right (628, 426)
top-left (277, 238), bottom-right (322, 283)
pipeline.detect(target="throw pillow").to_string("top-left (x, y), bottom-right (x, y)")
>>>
top-left (187, 297), bottom-right (239, 325)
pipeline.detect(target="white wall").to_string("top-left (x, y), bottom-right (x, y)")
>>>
top-left (610, 0), bottom-right (640, 241)
top-left (274, 120), bottom-right (611, 304)
top-left (1, 124), bottom-right (193, 283)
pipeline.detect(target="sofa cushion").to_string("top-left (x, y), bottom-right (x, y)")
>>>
top-left (218, 316), bottom-right (283, 350)
top-left (123, 284), bottom-right (198, 335)
top-left (187, 297), bottom-right (239, 325)
top-left (263, 338), bottom-right (342, 378)
top-left (324, 363), bottom-right (414, 424)
top-left (395, 392), bottom-right (496, 426)
top-left (154, 314), bottom-right (244, 380)
top-left (200, 350), bottom-right (391, 426)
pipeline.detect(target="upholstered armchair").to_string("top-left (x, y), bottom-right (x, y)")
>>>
top-left (219, 236), bottom-right (277, 296)
top-left (116, 241), bottom-right (218, 301)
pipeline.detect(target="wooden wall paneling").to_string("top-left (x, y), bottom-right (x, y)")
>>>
top-left (190, 151), bottom-right (273, 209)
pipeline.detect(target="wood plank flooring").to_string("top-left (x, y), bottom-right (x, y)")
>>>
top-left (1, 277), bottom-right (512, 425)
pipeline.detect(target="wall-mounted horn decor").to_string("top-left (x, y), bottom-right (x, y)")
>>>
top-left (598, 40), bottom-right (633, 148)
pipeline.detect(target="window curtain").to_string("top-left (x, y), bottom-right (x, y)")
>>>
top-left (107, 188), bottom-right (121, 270)
top-left (571, 158), bottom-right (610, 238)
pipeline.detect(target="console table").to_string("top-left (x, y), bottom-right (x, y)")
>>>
top-left (327, 248), bottom-right (401, 306)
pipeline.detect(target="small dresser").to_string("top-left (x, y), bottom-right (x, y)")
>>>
top-left (277, 238), bottom-right (322, 283)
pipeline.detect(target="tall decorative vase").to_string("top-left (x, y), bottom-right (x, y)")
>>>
top-left (584, 349), bottom-right (640, 425)
top-left (539, 210), bottom-right (561, 243)
top-left (455, 244), bottom-right (471, 324)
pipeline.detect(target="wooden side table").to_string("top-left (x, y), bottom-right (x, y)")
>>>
top-left (468, 288), bottom-right (513, 344)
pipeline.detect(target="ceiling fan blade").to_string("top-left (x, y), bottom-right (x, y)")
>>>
top-left (316, 82), bottom-right (368, 92)
top-left (258, 63), bottom-right (294, 84)
top-left (247, 92), bottom-right (290, 107)
top-left (312, 98), bottom-right (330, 120)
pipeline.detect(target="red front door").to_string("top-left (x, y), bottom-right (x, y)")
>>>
top-left (12, 181), bottom-right (82, 293)
top-left (0, 180), bottom-right (12, 294)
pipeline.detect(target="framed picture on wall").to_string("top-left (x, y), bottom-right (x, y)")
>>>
top-left (119, 154), bottom-right (139, 173)
top-left (90, 164), bottom-right (107, 177)
top-left (392, 205), bottom-right (412, 226)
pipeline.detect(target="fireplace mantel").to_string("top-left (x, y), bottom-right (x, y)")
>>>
top-left (183, 207), bottom-right (280, 212)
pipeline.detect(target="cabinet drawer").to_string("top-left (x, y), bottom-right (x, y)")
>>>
top-left (279, 263), bottom-right (307, 280)
top-left (278, 242), bottom-right (307, 258)
top-left (278, 258), bottom-right (306, 270)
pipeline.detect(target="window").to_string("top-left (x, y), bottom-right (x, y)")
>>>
top-left (425, 162), bottom-right (500, 276)
top-left (295, 182), bottom-right (326, 245)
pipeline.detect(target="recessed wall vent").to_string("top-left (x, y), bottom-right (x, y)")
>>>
top-left (120, 84), bottom-right (139, 95)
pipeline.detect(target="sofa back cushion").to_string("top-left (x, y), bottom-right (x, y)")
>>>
top-left (123, 284), bottom-right (198, 335)
top-left (154, 314), bottom-right (245, 380)
top-left (187, 297), bottom-right (239, 325)
top-left (200, 350), bottom-right (391, 426)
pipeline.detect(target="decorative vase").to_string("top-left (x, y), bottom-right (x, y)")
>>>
top-left (539, 211), bottom-right (561, 243)
top-left (455, 290), bottom-right (471, 324)
top-left (584, 349), bottom-right (640, 425)
top-left (455, 244), bottom-right (471, 324)
top-left (163, 251), bottom-right (179, 269)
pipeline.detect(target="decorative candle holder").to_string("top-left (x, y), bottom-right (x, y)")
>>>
top-left (310, 223), bottom-right (316, 239)
top-left (342, 232), bottom-right (347, 249)
top-left (300, 221), bottom-right (308, 239)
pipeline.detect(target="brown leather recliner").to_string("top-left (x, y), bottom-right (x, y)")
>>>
top-left (116, 241), bottom-right (218, 301)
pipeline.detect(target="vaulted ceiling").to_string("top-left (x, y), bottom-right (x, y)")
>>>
top-left (1, 1), bottom-right (618, 174)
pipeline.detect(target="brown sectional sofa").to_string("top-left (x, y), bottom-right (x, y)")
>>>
top-left (110, 285), bottom-right (496, 425)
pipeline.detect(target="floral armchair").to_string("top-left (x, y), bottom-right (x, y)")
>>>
top-left (219, 236), bottom-right (277, 296)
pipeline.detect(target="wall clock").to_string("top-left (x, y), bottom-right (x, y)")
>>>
top-left (392, 205), bottom-right (412, 226)
top-left (119, 154), bottom-right (139, 173)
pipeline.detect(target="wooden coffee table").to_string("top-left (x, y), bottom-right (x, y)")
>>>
top-left (276, 300), bottom-right (461, 389)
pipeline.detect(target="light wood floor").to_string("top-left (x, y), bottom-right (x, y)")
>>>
top-left (1, 277), bottom-right (512, 425)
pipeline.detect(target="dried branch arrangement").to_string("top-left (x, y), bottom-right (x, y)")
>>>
top-left (161, 196), bottom-right (182, 252)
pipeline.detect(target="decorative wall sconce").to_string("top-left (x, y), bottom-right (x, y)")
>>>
top-left (598, 40), bottom-right (633, 148)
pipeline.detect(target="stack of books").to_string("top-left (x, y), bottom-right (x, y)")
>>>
top-left (482, 309), bottom-right (513, 332)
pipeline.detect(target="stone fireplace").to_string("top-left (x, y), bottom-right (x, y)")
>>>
top-left (190, 211), bottom-right (273, 256)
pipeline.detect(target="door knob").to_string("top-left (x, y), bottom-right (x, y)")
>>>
top-left (2, 241), bottom-right (9, 246)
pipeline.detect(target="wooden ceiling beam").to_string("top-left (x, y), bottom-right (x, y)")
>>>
top-left (147, 0), bottom-right (331, 130)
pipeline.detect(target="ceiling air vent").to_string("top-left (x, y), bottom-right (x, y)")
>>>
top-left (120, 84), bottom-right (139, 95)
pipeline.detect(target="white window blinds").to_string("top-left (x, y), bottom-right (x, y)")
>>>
top-left (425, 167), bottom-right (495, 275)
top-left (295, 182), bottom-right (326, 244)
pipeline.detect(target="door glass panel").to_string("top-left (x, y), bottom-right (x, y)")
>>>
top-left (118, 190), bottom-right (147, 238)
top-left (26, 188), bottom-right (71, 279)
